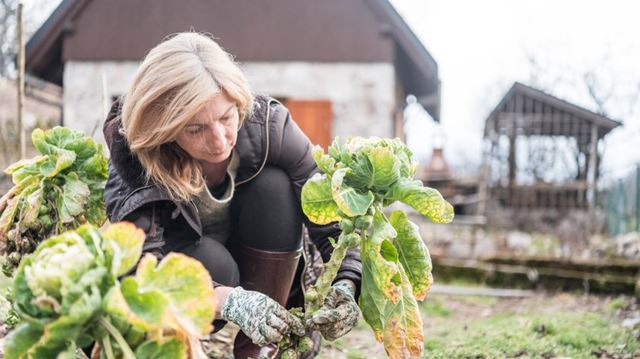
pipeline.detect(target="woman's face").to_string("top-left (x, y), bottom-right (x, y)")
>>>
top-left (175, 92), bottom-right (239, 165)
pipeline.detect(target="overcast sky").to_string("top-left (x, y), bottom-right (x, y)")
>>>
top-left (390, 0), bottom-right (640, 182)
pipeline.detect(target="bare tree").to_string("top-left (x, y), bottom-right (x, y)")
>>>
top-left (0, 0), bottom-right (61, 78)
top-left (0, 0), bottom-right (17, 78)
top-left (525, 51), bottom-right (640, 122)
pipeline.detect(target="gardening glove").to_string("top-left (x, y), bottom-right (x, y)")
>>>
top-left (221, 287), bottom-right (305, 346)
top-left (306, 279), bottom-right (360, 341)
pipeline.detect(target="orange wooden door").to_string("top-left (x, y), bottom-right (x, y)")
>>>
top-left (284, 99), bottom-right (333, 150)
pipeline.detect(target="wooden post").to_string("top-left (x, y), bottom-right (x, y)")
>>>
top-left (17, 2), bottom-right (26, 159)
top-left (587, 124), bottom-right (598, 211)
top-left (636, 165), bottom-right (640, 232)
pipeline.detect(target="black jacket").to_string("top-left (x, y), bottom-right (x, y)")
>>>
top-left (102, 94), bottom-right (361, 297)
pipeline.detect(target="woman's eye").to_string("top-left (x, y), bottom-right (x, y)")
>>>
top-left (188, 126), bottom-right (203, 135)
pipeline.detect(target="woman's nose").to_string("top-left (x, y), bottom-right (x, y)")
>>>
top-left (209, 121), bottom-right (227, 144)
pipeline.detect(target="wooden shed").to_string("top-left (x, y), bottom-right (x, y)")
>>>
top-left (480, 82), bottom-right (621, 219)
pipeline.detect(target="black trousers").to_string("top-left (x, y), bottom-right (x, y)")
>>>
top-left (175, 166), bottom-right (304, 288)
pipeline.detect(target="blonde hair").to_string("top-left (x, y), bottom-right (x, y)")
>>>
top-left (121, 32), bottom-right (254, 202)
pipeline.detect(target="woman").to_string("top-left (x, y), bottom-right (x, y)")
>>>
top-left (102, 32), bottom-right (361, 358)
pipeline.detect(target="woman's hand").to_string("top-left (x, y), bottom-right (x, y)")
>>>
top-left (221, 287), bottom-right (305, 346)
top-left (306, 280), bottom-right (360, 341)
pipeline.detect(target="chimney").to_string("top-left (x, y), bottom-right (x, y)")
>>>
top-left (423, 147), bottom-right (451, 181)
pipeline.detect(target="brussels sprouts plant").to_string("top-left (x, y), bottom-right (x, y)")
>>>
top-left (295, 137), bottom-right (454, 358)
top-left (3, 222), bottom-right (216, 359)
top-left (0, 127), bottom-right (108, 271)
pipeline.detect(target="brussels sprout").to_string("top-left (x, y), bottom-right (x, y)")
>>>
top-left (38, 204), bottom-right (49, 215)
top-left (355, 215), bottom-right (373, 230)
top-left (339, 218), bottom-right (355, 233)
top-left (280, 348), bottom-right (299, 359)
top-left (341, 233), bottom-right (360, 247)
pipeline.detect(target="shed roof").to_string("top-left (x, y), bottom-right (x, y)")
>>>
top-left (485, 82), bottom-right (621, 138)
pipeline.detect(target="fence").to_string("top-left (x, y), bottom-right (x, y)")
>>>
top-left (604, 165), bottom-right (640, 236)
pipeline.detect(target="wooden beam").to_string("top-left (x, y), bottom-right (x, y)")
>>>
top-left (587, 123), bottom-right (598, 211)
top-left (17, 2), bottom-right (25, 158)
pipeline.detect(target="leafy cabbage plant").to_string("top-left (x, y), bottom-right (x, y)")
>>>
top-left (0, 127), bottom-right (108, 270)
top-left (301, 137), bottom-right (453, 358)
top-left (3, 222), bottom-right (216, 359)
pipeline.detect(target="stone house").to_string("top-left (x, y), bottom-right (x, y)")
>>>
top-left (25, 0), bottom-right (440, 149)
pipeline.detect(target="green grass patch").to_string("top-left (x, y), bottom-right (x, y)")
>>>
top-left (423, 310), bottom-right (639, 358)
top-left (421, 297), bottom-right (451, 317)
top-left (606, 296), bottom-right (628, 312)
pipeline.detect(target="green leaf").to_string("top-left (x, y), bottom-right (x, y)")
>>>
top-left (3, 322), bottom-right (44, 359)
top-left (78, 153), bottom-right (109, 180)
top-left (105, 277), bottom-right (169, 331)
top-left (135, 338), bottom-right (188, 359)
top-left (359, 251), bottom-right (386, 342)
top-left (367, 146), bottom-right (401, 190)
top-left (388, 178), bottom-right (454, 223)
top-left (389, 211), bottom-right (433, 301)
top-left (58, 173), bottom-right (90, 223)
top-left (101, 222), bottom-right (145, 276)
top-left (311, 145), bottom-right (336, 176)
top-left (388, 138), bottom-right (417, 178)
top-left (347, 146), bottom-right (400, 191)
top-left (135, 253), bottom-right (216, 335)
top-left (105, 253), bottom-right (216, 337)
top-left (5, 155), bottom-right (48, 183)
top-left (301, 173), bottom-right (341, 225)
top-left (331, 168), bottom-right (374, 217)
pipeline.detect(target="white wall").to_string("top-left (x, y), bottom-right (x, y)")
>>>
top-left (63, 61), bottom-right (396, 149)
top-left (241, 62), bottom-right (395, 139)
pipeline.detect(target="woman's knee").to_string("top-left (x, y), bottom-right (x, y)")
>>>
top-left (175, 237), bottom-right (240, 287)
top-left (232, 166), bottom-right (302, 251)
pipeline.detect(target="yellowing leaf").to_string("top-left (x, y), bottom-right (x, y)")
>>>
top-left (125, 253), bottom-right (216, 337)
top-left (368, 213), bottom-right (401, 303)
top-left (101, 222), bottom-right (145, 277)
top-left (301, 173), bottom-right (341, 225)
top-left (389, 211), bottom-right (433, 300)
top-left (382, 268), bottom-right (424, 359)
top-left (389, 178), bottom-right (454, 224)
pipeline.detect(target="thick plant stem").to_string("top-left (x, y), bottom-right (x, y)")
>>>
top-left (305, 231), bottom-right (358, 319)
top-left (102, 335), bottom-right (115, 359)
top-left (98, 316), bottom-right (136, 359)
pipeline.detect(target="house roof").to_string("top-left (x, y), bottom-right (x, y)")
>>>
top-left (485, 82), bottom-right (621, 138)
top-left (25, 0), bottom-right (440, 120)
